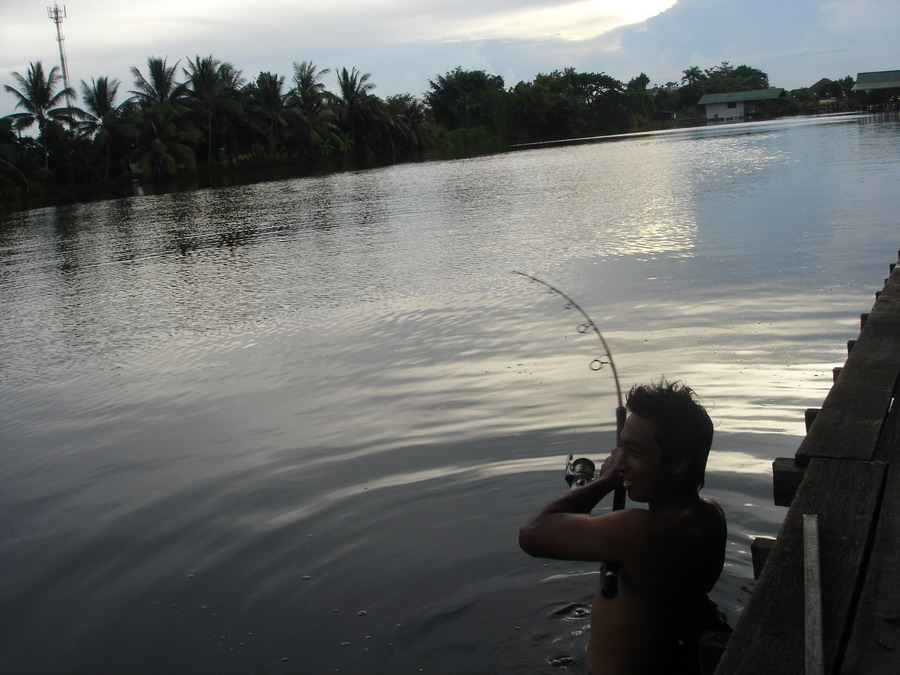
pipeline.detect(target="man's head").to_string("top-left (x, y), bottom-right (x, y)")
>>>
top-left (625, 380), bottom-right (713, 492)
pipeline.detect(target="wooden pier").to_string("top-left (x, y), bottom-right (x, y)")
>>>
top-left (714, 253), bottom-right (900, 675)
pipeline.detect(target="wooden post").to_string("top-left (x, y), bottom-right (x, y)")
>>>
top-left (751, 537), bottom-right (776, 579)
top-left (805, 408), bottom-right (819, 433)
top-left (804, 514), bottom-right (824, 675)
top-left (773, 457), bottom-right (806, 506)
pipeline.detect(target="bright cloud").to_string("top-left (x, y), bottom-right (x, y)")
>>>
top-left (1, 0), bottom-right (897, 116)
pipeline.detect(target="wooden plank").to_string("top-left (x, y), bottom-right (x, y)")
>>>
top-left (714, 459), bottom-right (885, 675)
top-left (874, 374), bottom-right (900, 465)
top-left (840, 462), bottom-right (900, 674)
top-left (803, 514), bottom-right (824, 675)
top-left (796, 335), bottom-right (899, 463)
top-left (795, 265), bottom-right (900, 463)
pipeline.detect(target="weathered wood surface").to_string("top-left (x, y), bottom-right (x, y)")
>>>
top-left (796, 267), bottom-right (900, 464)
top-left (804, 514), bottom-right (824, 675)
top-left (715, 459), bottom-right (885, 675)
top-left (841, 395), bottom-right (900, 674)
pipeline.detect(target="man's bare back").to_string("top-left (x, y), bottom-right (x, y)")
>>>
top-left (520, 389), bottom-right (726, 675)
top-left (587, 497), bottom-right (725, 674)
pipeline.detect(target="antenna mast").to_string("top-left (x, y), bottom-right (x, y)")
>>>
top-left (47, 4), bottom-right (73, 108)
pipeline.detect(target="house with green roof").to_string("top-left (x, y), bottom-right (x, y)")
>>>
top-left (697, 88), bottom-right (787, 121)
top-left (851, 70), bottom-right (900, 100)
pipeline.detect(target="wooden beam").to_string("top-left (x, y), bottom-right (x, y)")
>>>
top-left (803, 514), bottom-right (824, 675)
top-left (805, 408), bottom-right (819, 433)
top-left (773, 457), bottom-right (806, 507)
top-left (751, 537), bottom-right (776, 579)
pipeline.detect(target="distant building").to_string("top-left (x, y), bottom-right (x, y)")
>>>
top-left (697, 89), bottom-right (787, 121)
top-left (851, 70), bottom-right (900, 100)
top-left (807, 78), bottom-right (832, 95)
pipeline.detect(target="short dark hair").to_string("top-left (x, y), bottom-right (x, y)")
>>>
top-left (625, 379), bottom-right (713, 491)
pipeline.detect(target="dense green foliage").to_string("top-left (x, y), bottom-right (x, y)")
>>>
top-left (0, 56), bottom-right (860, 211)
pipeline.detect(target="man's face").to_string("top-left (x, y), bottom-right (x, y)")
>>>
top-left (618, 413), bottom-right (671, 503)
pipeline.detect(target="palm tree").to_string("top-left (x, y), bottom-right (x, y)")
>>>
top-left (183, 55), bottom-right (243, 173)
top-left (681, 66), bottom-right (703, 86)
top-left (333, 67), bottom-right (380, 153)
top-left (3, 61), bottom-right (74, 170)
top-left (130, 57), bottom-right (187, 107)
top-left (288, 61), bottom-right (340, 156)
top-left (0, 117), bottom-right (37, 205)
top-left (211, 63), bottom-right (248, 167)
top-left (245, 71), bottom-right (291, 160)
top-left (386, 94), bottom-right (432, 152)
top-left (292, 61), bottom-right (330, 113)
top-left (129, 57), bottom-right (199, 176)
top-left (132, 104), bottom-right (198, 178)
top-left (76, 76), bottom-right (128, 180)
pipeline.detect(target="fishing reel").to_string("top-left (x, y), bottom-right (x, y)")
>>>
top-left (565, 454), bottom-right (596, 489)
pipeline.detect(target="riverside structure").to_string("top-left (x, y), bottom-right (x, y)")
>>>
top-left (714, 251), bottom-right (900, 675)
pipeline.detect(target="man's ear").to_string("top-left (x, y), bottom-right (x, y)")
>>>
top-left (669, 457), bottom-right (691, 478)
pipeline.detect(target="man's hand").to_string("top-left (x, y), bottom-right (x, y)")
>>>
top-left (597, 447), bottom-right (625, 489)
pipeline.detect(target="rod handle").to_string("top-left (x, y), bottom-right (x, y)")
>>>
top-left (602, 406), bottom-right (628, 599)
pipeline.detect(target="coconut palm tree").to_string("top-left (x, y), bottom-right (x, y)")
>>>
top-left (3, 61), bottom-right (74, 170)
top-left (681, 66), bottom-right (703, 86)
top-left (130, 57), bottom-right (187, 107)
top-left (332, 67), bottom-right (383, 155)
top-left (0, 117), bottom-right (38, 205)
top-left (288, 61), bottom-right (341, 157)
top-left (76, 76), bottom-right (129, 180)
top-left (183, 55), bottom-right (244, 173)
top-left (132, 103), bottom-right (198, 178)
top-left (129, 57), bottom-right (201, 176)
top-left (292, 61), bottom-right (331, 114)
top-left (212, 63), bottom-right (248, 167)
top-left (245, 71), bottom-right (290, 160)
top-left (387, 94), bottom-right (436, 152)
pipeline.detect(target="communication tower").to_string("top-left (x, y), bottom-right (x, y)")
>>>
top-left (47, 4), bottom-right (73, 108)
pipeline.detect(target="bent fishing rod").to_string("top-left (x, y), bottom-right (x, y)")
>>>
top-left (513, 271), bottom-right (626, 599)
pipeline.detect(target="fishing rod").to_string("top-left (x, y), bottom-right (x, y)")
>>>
top-left (513, 271), bottom-right (626, 599)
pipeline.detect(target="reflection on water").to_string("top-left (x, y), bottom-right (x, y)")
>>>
top-left (1, 113), bottom-right (899, 673)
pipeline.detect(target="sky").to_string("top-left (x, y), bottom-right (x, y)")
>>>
top-left (1, 0), bottom-right (898, 117)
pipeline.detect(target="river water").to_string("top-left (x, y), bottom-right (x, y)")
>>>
top-left (1, 113), bottom-right (898, 674)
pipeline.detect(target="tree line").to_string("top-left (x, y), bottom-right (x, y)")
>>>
top-left (0, 56), bottom-right (856, 211)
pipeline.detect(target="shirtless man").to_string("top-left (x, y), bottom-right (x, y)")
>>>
top-left (519, 381), bottom-right (727, 675)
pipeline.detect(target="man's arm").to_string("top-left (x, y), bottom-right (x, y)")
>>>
top-left (519, 450), bottom-right (653, 563)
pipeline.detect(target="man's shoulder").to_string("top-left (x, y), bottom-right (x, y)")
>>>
top-left (599, 506), bottom-right (684, 542)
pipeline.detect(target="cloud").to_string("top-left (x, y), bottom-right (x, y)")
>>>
top-left (1, 0), bottom-right (898, 115)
